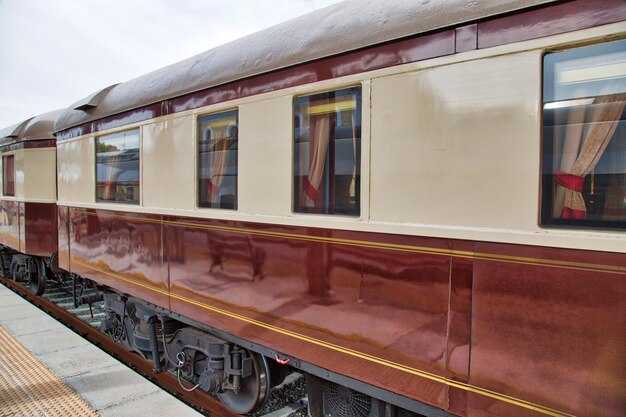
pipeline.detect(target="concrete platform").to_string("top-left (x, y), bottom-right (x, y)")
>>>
top-left (0, 283), bottom-right (204, 417)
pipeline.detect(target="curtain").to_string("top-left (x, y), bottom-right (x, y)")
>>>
top-left (350, 111), bottom-right (357, 197)
top-left (206, 125), bottom-right (230, 205)
top-left (2, 156), bottom-right (14, 196)
top-left (303, 114), bottom-right (330, 207)
top-left (554, 93), bottom-right (626, 219)
top-left (103, 153), bottom-right (120, 201)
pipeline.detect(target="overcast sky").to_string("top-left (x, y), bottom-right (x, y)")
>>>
top-left (0, 0), bottom-right (344, 128)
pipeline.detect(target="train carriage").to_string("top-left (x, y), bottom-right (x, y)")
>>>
top-left (0, 110), bottom-right (61, 294)
top-left (23, 0), bottom-right (626, 416)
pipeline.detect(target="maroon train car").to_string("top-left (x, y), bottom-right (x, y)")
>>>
top-left (50, 1), bottom-right (625, 417)
top-left (0, 110), bottom-right (61, 295)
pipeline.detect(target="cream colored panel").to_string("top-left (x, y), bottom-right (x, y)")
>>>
top-left (22, 149), bottom-right (56, 201)
top-left (143, 116), bottom-right (195, 210)
top-left (238, 96), bottom-right (293, 217)
top-left (371, 51), bottom-right (541, 230)
top-left (57, 138), bottom-right (95, 204)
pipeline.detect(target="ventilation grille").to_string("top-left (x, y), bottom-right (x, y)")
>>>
top-left (322, 380), bottom-right (371, 417)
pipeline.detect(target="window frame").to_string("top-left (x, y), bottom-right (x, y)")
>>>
top-left (292, 85), bottom-right (363, 217)
top-left (94, 128), bottom-right (141, 205)
top-left (540, 40), bottom-right (626, 231)
top-left (196, 108), bottom-right (239, 210)
top-left (2, 154), bottom-right (15, 197)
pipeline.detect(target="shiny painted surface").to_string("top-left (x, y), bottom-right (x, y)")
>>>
top-left (68, 208), bottom-right (458, 412)
top-left (69, 208), bottom-right (167, 308)
top-left (469, 242), bottom-right (626, 417)
top-left (63, 207), bottom-right (626, 417)
top-left (0, 203), bottom-right (54, 255)
top-left (446, 242), bottom-right (473, 416)
top-left (0, 139), bottom-right (57, 153)
top-left (455, 24), bottom-right (477, 53)
top-left (55, 0), bottom-right (624, 140)
top-left (22, 202), bottom-right (57, 257)
top-left (478, 0), bottom-right (626, 49)
top-left (0, 200), bottom-right (20, 250)
top-left (166, 222), bottom-right (454, 410)
top-left (58, 206), bottom-right (70, 271)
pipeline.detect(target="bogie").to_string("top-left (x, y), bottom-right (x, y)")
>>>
top-left (100, 291), bottom-right (277, 414)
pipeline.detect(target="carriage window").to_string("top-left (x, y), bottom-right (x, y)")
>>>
top-left (542, 40), bottom-right (626, 229)
top-left (294, 87), bottom-right (361, 215)
top-left (198, 110), bottom-right (238, 209)
top-left (3, 155), bottom-right (15, 197)
top-left (96, 129), bottom-right (140, 204)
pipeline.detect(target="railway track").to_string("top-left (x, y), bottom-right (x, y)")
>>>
top-left (0, 276), bottom-right (307, 417)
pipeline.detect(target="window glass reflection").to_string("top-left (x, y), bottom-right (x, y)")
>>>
top-left (294, 87), bottom-right (361, 215)
top-left (198, 110), bottom-right (238, 209)
top-left (542, 39), bottom-right (626, 229)
top-left (96, 129), bottom-right (140, 204)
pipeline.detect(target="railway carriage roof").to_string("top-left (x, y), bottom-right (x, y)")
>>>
top-left (0, 120), bottom-right (31, 143)
top-left (0, 110), bottom-right (63, 146)
top-left (54, 0), bottom-right (555, 133)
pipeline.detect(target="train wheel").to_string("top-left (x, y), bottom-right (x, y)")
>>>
top-left (217, 350), bottom-right (270, 414)
top-left (29, 257), bottom-right (47, 296)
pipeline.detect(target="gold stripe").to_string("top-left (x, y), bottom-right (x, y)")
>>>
top-left (73, 257), bottom-right (577, 417)
top-left (73, 258), bottom-right (169, 297)
top-left (74, 209), bottom-right (626, 275)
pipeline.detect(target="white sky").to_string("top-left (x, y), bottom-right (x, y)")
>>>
top-left (0, 0), bottom-right (344, 128)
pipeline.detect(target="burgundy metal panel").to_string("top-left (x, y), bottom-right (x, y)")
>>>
top-left (18, 202), bottom-right (25, 252)
top-left (446, 240), bottom-right (474, 416)
top-left (0, 140), bottom-right (56, 153)
top-left (455, 24), bottom-right (478, 53)
top-left (478, 0), bottom-right (626, 49)
top-left (0, 199), bottom-right (20, 251)
top-left (56, 104), bottom-right (164, 140)
top-left (165, 215), bottom-right (455, 411)
top-left (58, 206), bottom-right (71, 271)
top-left (470, 242), bottom-right (626, 417)
top-left (61, 206), bottom-right (626, 416)
top-left (23, 139), bottom-right (56, 149)
top-left (68, 208), bottom-right (167, 307)
top-left (22, 202), bottom-right (57, 257)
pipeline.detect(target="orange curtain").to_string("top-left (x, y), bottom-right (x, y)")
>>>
top-left (554, 93), bottom-right (626, 219)
top-left (206, 125), bottom-right (230, 205)
top-left (103, 153), bottom-right (120, 201)
top-left (304, 114), bottom-right (330, 207)
top-left (351, 111), bottom-right (357, 197)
